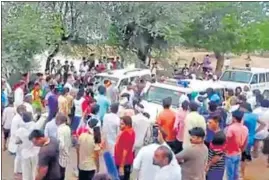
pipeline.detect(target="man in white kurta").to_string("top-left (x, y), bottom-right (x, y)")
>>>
top-left (15, 112), bottom-right (40, 180)
top-left (8, 105), bottom-right (26, 174)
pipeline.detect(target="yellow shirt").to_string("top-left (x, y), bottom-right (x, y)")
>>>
top-left (58, 95), bottom-right (68, 116)
top-left (65, 94), bottom-right (74, 115)
top-left (78, 133), bottom-right (100, 171)
top-left (183, 111), bottom-right (206, 149)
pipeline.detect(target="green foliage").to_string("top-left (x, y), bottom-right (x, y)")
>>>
top-left (101, 2), bottom-right (202, 61)
top-left (181, 2), bottom-right (269, 55)
top-left (2, 4), bottom-right (63, 77)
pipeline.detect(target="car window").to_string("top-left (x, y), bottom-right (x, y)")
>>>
top-left (251, 74), bottom-right (258, 84)
top-left (141, 74), bottom-right (151, 81)
top-left (266, 73), bottom-right (269, 82)
top-left (263, 90), bottom-right (269, 100)
top-left (259, 73), bottom-right (266, 83)
top-left (118, 78), bottom-right (129, 92)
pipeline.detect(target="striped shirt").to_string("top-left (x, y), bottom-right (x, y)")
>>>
top-left (57, 124), bottom-right (72, 168)
top-left (208, 131), bottom-right (226, 171)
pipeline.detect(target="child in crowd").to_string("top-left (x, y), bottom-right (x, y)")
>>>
top-left (206, 131), bottom-right (226, 180)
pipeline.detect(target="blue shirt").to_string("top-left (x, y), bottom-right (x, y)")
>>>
top-left (48, 94), bottom-right (58, 119)
top-left (96, 95), bottom-right (110, 122)
top-left (1, 91), bottom-right (8, 107)
top-left (243, 112), bottom-right (258, 151)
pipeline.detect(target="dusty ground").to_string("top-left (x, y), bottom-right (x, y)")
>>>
top-left (2, 146), bottom-right (269, 180)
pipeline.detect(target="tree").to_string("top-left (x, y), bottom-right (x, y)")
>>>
top-left (95, 2), bottom-right (202, 66)
top-left (2, 3), bottom-right (63, 77)
top-left (181, 2), bottom-right (269, 72)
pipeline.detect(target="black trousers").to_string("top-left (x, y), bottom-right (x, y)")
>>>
top-left (167, 140), bottom-right (183, 154)
top-left (116, 165), bottom-right (132, 180)
top-left (60, 166), bottom-right (66, 180)
top-left (78, 169), bottom-right (95, 180)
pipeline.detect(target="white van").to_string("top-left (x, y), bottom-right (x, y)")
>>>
top-left (141, 79), bottom-right (225, 122)
top-left (219, 67), bottom-right (269, 93)
top-left (93, 68), bottom-right (151, 92)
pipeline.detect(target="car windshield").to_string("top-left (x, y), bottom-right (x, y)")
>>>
top-left (143, 86), bottom-right (184, 107)
top-left (220, 70), bottom-right (252, 83)
top-left (93, 75), bottom-right (119, 86)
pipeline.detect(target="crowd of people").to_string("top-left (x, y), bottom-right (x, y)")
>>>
top-left (1, 55), bottom-right (269, 180)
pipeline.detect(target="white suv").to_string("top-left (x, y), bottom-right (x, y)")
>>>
top-left (93, 68), bottom-right (151, 92)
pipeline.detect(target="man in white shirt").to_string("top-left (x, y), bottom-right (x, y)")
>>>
top-left (178, 92), bottom-right (189, 108)
top-left (15, 112), bottom-right (40, 180)
top-left (64, 74), bottom-right (74, 91)
top-left (23, 94), bottom-right (34, 115)
top-left (44, 117), bottom-right (58, 139)
top-left (253, 100), bottom-right (269, 157)
top-left (8, 105), bottom-right (26, 174)
top-left (102, 103), bottom-right (120, 156)
top-left (133, 129), bottom-right (180, 180)
top-left (2, 98), bottom-right (16, 151)
top-left (56, 113), bottom-right (72, 180)
top-left (153, 146), bottom-right (182, 180)
top-left (132, 104), bottom-right (152, 153)
top-left (14, 82), bottom-right (24, 108)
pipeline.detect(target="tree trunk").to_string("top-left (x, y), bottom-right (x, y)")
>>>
top-left (214, 51), bottom-right (224, 74)
top-left (45, 44), bottom-right (60, 72)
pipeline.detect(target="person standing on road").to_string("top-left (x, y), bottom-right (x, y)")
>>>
top-left (225, 110), bottom-right (248, 180)
top-left (176, 127), bottom-right (208, 180)
top-left (9, 105), bottom-right (27, 176)
top-left (153, 146), bottom-right (182, 180)
top-left (173, 100), bottom-right (189, 154)
top-left (133, 128), bottom-right (179, 180)
top-left (183, 101), bottom-right (206, 149)
top-left (15, 112), bottom-right (40, 180)
top-left (72, 90), bottom-right (85, 133)
top-left (23, 94), bottom-right (35, 115)
top-left (14, 81), bottom-right (25, 108)
top-left (206, 115), bottom-right (226, 180)
top-left (114, 116), bottom-right (135, 180)
top-left (132, 103), bottom-right (152, 154)
top-left (102, 103), bottom-right (121, 156)
top-left (58, 88), bottom-right (69, 117)
top-left (47, 84), bottom-right (59, 122)
top-left (56, 113), bottom-right (72, 180)
top-left (157, 97), bottom-right (177, 153)
top-left (76, 118), bottom-right (101, 180)
top-left (2, 97), bottom-right (16, 151)
top-left (29, 129), bottom-right (62, 180)
top-left (96, 85), bottom-right (110, 125)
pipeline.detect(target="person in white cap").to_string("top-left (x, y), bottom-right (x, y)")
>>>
top-left (132, 103), bottom-right (152, 154)
top-left (23, 94), bottom-right (34, 115)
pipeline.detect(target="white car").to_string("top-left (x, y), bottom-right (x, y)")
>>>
top-left (93, 68), bottom-right (151, 92)
top-left (141, 79), bottom-right (225, 122)
top-left (219, 67), bottom-right (269, 92)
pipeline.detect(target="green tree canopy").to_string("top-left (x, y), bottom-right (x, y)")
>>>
top-left (2, 3), bottom-right (63, 77)
top-left (181, 2), bottom-right (269, 72)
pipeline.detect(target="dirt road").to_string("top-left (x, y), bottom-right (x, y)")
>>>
top-left (2, 146), bottom-right (269, 180)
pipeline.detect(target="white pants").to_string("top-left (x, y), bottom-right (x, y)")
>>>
top-left (21, 156), bottom-right (38, 180)
top-left (14, 154), bottom-right (22, 173)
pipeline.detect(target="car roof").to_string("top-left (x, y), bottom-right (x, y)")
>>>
top-left (226, 67), bottom-right (269, 73)
top-left (96, 68), bottom-right (151, 79)
top-left (150, 79), bottom-right (225, 94)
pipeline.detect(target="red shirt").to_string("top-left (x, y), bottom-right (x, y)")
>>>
top-left (114, 128), bottom-right (135, 165)
top-left (74, 124), bottom-right (88, 137)
top-left (225, 122), bottom-right (248, 156)
top-left (82, 96), bottom-right (94, 115)
top-left (112, 61), bottom-right (117, 69)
